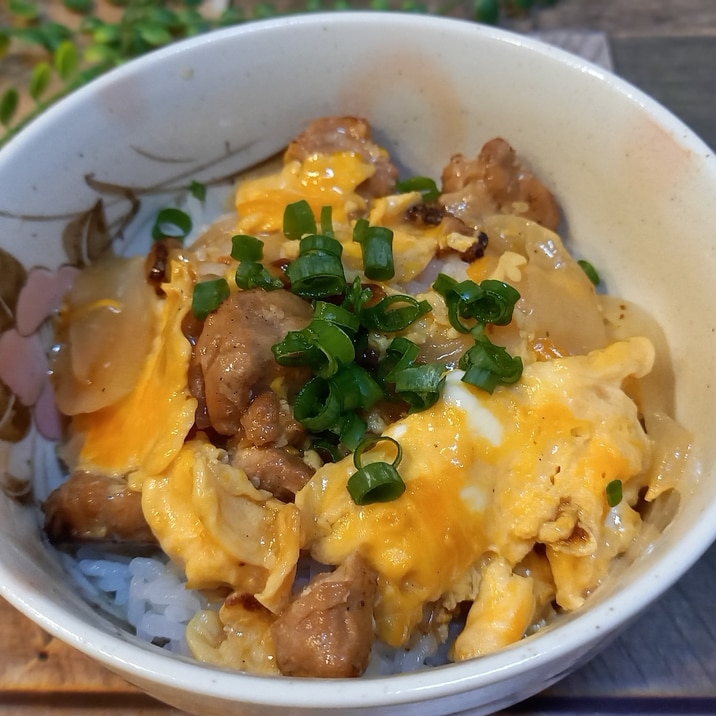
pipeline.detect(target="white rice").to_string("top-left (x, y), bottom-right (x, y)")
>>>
top-left (60, 546), bottom-right (202, 656)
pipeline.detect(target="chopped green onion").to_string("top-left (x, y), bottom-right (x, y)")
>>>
top-left (578, 259), bottom-right (601, 286)
top-left (433, 273), bottom-right (520, 332)
top-left (606, 479), bottom-right (623, 507)
top-left (459, 333), bottom-right (523, 393)
top-left (320, 205), bottom-right (334, 238)
top-left (342, 275), bottom-right (374, 315)
top-left (283, 199), bottom-right (316, 240)
top-left (286, 251), bottom-right (346, 298)
top-left (235, 261), bottom-right (284, 291)
top-left (231, 234), bottom-right (264, 262)
top-left (231, 234), bottom-right (283, 290)
top-left (306, 319), bottom-right (356, 377)
top-left (271, 330), bottom-right (323, 368)
top-left (310, 436), bottom-right (343, 463)
top-left (395, 175), bottom-right (440, 203)
top-left (361, 294), bottom-right (432, 332)
top-left (191, 277), bottom-right (230, 320)
top-left (347, 436), bottom-right (405, 505)
top-left (285, 234), bottom-right (346, 299)
top-left (313, 300), bottom-right (361, 334)
top-left (293, 376), bottom-right (343, 432)
top-left (190, 180), bottom-right (207, 201)
top-left (273, 319), bottom-right (354, 378)
top-left (151, 207), bottom-right (192, 242)
top-left (383, 336), bottom-right (420, 382)
top-left (330, 363), bottom-right (384, 411)
top-left (337, 412), bottom-right (367, 452)
top-left (394, 362), bottom-right (445, 411)
top-left (353, 221), bottom-right (395, 281)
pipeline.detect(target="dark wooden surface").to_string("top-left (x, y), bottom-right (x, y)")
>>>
top-left (2, 2), bottom-right (716, 714)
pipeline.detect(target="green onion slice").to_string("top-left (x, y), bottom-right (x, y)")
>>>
top-left (331, 363), bottom-right (384, 411)
top-left (395, 176), bottom-right (440, 203)
top-left (293, 376), bottom-right (343, 432)
top-left (459, 333), bottom-right (523, 393)
top-left (382, 336), bottom-right (420, 382)
top-left (606, 479), bottom-right (623, 507)
top-left (337, 412), bottom-right (367, 452)
top-left (306, 319), bottom-right (355, 377)
top-left (433, 273), bottom-right (520, 332)
top-left (190, 180), bottom-right (207, 201)
top-left (286, 252), bottom-right (346, 299)
top-left (151, 207), bottom-right (192, 242)
top-left (353, 221), bottom-right (395, 281)
top-left (347, 435), bottom-right (405, 505)
top-left (578, 259), bottom-right (601, 286)
top-left (320, 205), bottom-right (334, 238)
top-left (361, 295), bottom-right (432, 332)
top-left (283, 199), bottom-right (317, 240)
top-left (313, 300), bottom-right (361, 334)
top-left (191, 277), bottom-right (230, 320)
top-left (394, 362), bottom-right (445, 411)
top-left (273, 319), bottom-right (354, 377)
top-left (235, 261), bottom-right (284, 291)
top-left (272, 330), bottom-right (323, 368)
top-left (231, 234), bottom-right (264, 262)
top-left (300, 233), bottom-right (343, 257)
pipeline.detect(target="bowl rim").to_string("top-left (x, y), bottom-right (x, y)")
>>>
top-left (2, 10), bottom-right (716, 710)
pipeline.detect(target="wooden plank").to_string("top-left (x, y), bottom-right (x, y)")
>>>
top-left (611, 36), bottom-right (716, 151)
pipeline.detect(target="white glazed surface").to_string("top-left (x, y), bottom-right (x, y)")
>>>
top-left (1, 12), bottom-right (716, 716)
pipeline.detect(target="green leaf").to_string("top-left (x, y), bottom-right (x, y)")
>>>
top-left (0, 31), bottom-right (11, 59)
top-left (55, 41), bottom-right (79, 82)
top-left (29, 62), bottom-right (52, 102)
top-left (11, 28), bottom-right (51, 51)
top-left (92, 23), bottom-right (121, 46)
top-left (8, 0), bottom-right (39, 20)
top-left (474, 0), bottom-right (499, 23)
top-left (63, 0), bottom-right (93, 12)
top-left (252, 2), bottom-right (278, 19)
top-left (0, 89), bottom-right (19, 128)
top-left (83, 43), bottom-right (119, 65)
top-left (137, 23), bottom-right (173, 47)
top-left (218, 7), bottom-right (246, 24)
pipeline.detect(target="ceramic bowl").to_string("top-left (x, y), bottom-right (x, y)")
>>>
top-left (1, 12), bottom-right (716, 716)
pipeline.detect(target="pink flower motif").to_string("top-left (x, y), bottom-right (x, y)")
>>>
top-left (0, 265), bottom-right (78, 441)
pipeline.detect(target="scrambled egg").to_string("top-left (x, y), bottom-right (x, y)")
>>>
top-left (55, 125), bottom-right (681, 674)
top-left (297, 338), bottom-right (654, 650)
top-left (66, 259), bottom-right (197, 482)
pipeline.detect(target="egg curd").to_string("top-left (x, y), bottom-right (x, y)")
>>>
top-left (51, 119), bottom-right (692, 676)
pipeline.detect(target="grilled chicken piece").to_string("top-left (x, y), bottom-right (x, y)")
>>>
top-left (232, 445), bottom-right (314, 503)
top-left (191, 288), bottom-right (312, 436)
top-left (440, 137), bottom-right (560, 231)
top-left (284, 116), bottom-right (398, 199)
top-left (271, 552), bottom-right (378, 678)
top-left (42, 471), bottom-right (156, 547)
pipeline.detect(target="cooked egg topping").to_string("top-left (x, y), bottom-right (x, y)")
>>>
top-left (68, 259), bottom-right (197, 482)
top-left (297, 337), bottom-right (654, 647)
top-left (47, 120), bottom-right (692, 677)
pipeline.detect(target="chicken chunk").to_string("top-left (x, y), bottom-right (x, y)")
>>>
top-left (271, 552), bottom-right (377, 678)
top-left (440, 137), bottom-right (560, 231)
top-left (191, 289), bottom-right (313, 436)
top-left (42, 471), bottom-right (156, 547)
top-left (240, 391), bottom-right (305, 448)
top-left (232, 445), bottom-right (314, 503)
top-left (284, 116), bottom-right (398, 199)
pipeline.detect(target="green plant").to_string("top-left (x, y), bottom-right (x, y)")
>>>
top-left (0, 0), bottom-right (560, 146)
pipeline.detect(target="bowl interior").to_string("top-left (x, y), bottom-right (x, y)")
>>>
top-left (1, 12), bottom-right (716, 715)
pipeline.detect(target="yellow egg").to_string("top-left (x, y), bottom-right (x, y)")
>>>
top-left (297, 337), bottom-right (655, 649)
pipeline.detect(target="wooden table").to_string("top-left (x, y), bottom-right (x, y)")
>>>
top-left (2, 1), bottom-right (716, 714)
